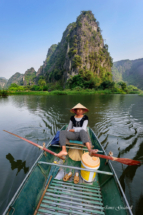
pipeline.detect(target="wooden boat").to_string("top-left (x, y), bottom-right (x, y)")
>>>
top-left (3, 126), bottom-right (133, 215)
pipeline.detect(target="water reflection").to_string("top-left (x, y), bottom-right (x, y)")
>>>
top-left (6, 153), bottom-right (29, 176)
top-left (118, 138), bottom-right (138, 157)
top-left (119, 141), bottom-right (143, 192)
top-left (0, 94), bottom-right (143, 215)
top-left (135, 194), bottom-right (143, 215)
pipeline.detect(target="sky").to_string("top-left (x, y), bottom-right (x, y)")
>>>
top-left (0, 0), bottom-right (143, 79)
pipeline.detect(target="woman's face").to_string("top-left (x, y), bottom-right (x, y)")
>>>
top-left (76, 108), bottom-right (84, 115)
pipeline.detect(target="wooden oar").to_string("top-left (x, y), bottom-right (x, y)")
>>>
top-left (3, 130), bottom-right (65, 160)
top-left (90, 150), bottom-right (142, 166)
top-left (3, 130), bottom-right (142, 165)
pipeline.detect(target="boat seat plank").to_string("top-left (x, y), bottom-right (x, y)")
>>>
top-left (46, 189), bottom-right (102, 201)
top-left (53, 179), bottom-right (101, 189)
top-left (49, 185), bottom-right (102, 197)
top-left (44, 192), bottom-right (103, 206)
top-left (69, 140), bottom-right (83, 144)
top-left (41, 200), bottom-right (105, 214)
top-left (51, 181), bottom-right (101, 193)
top-left (39, 203), bottom-right (105, 215)
top-left (37, 177), bottom-right (105, 215)
top-left (37, 211), bottom-right (63, 215)
top-left (43, 196), bottom-right (104, 210)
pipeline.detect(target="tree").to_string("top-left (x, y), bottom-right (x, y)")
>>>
top-left (100, 81), bottom-right (115, 90)
top-left (38, 79), bottom-right (46, 90)
top-left (118, 82), bottom-right (127, 91)
top-left (9, 83), bottom-right (18, 88)
top-left (127, 85), bottom-right (138, 91)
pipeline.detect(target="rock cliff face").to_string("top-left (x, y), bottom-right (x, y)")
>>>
top-left (36, 44), bottom-right (57, 78)
top-left (112, 58), bottom-right (143, 89)
top-left (0, 77), bottom-right (7, 89)
top-left (37, 11), bottom-right (112, 84)
top-left (23, 67), bottom-right (36, 85)
top-left (6, 72), bottom-right (24, 87)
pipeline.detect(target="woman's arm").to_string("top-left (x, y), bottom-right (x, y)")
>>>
top-left (73, 120), bottom-right (88, 132)
top-left (67, 120), bottom-right (73, 131)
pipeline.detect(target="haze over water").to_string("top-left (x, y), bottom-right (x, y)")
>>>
top-left (0, 94), bottom-right (143, 214)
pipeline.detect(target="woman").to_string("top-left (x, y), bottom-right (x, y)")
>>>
top-left (55, 103), bottom-right (98, 158)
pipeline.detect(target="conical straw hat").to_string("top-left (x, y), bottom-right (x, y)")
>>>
top-left (68, 148), bottom-right (83, 161)
top-left (70, 103), bottom-right (89, 113)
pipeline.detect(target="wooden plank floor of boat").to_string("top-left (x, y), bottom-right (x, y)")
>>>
top-left (36, 175), bottom-right (105, 215)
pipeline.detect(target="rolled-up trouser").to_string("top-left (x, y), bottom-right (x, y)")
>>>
top-left (59, 129), bottom-right (89, 146)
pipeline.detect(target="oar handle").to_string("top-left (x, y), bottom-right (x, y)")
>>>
top-left (3, 130), bottom-right (65, 160)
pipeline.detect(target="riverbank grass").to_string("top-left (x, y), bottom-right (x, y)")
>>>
top-left (8, 88), bottom-right (141, 95)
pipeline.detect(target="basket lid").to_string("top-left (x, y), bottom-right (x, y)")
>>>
top-left (82, 152), bottom-right (100, 168)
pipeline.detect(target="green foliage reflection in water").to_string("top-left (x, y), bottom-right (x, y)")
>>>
top-left (0, 90), bottom-right (8, 97)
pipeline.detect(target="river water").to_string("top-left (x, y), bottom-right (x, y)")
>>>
top-left (0, 94), bottom-right (143, 214)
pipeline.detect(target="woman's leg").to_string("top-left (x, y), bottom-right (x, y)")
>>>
top-left (79, 130), bottom-right (92, 152)
top-left (55, 130), bottom-right (78, 158)
top-left (79, 130), bottom-right (98, 154)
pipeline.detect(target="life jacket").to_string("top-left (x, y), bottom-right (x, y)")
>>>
top-left (70, 115), bottom-right (88, 127)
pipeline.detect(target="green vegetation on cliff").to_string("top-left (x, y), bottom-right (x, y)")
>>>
top-left (23, 68), bottom-right (36, 85)
top-left (46, 44), bottom-right (57, 63)
top-left (112, 58), bottom-right (143, 90)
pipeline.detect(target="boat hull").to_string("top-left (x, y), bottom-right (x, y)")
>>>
top-left (3, 126), bottom-right (132, 215)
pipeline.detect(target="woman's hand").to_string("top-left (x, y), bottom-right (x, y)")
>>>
top-left (69, 129), bottom-right (75, 132)
top-left (89, 149), bottom-right (98, 156)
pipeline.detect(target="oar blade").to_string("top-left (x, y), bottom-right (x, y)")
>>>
top-left (116, 158), bottom-right (141, 166)
top-left (91, 152), bottom-right (142, 166)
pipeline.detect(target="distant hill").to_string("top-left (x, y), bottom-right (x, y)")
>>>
top-left (112, 58), bottom-right (143, 90)
top-left (0, 77), bottom-right (7, 80)
top-left (6, 72), bottom-right (24, 87)
top-left (0, 78), bottom-right (7, 89)
top-left (6, 68), bottom-right (36, 88)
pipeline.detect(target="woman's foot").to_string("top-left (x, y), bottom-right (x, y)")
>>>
top-left (54, 150), bottom-right (68, 158)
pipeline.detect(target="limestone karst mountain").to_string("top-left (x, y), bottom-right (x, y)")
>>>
top-left (4, 11), bottom-right (114, 89)
top-left (4, 11), bottom-right (143, 90)
top-left (36, 11), bottom-right (113, 86)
